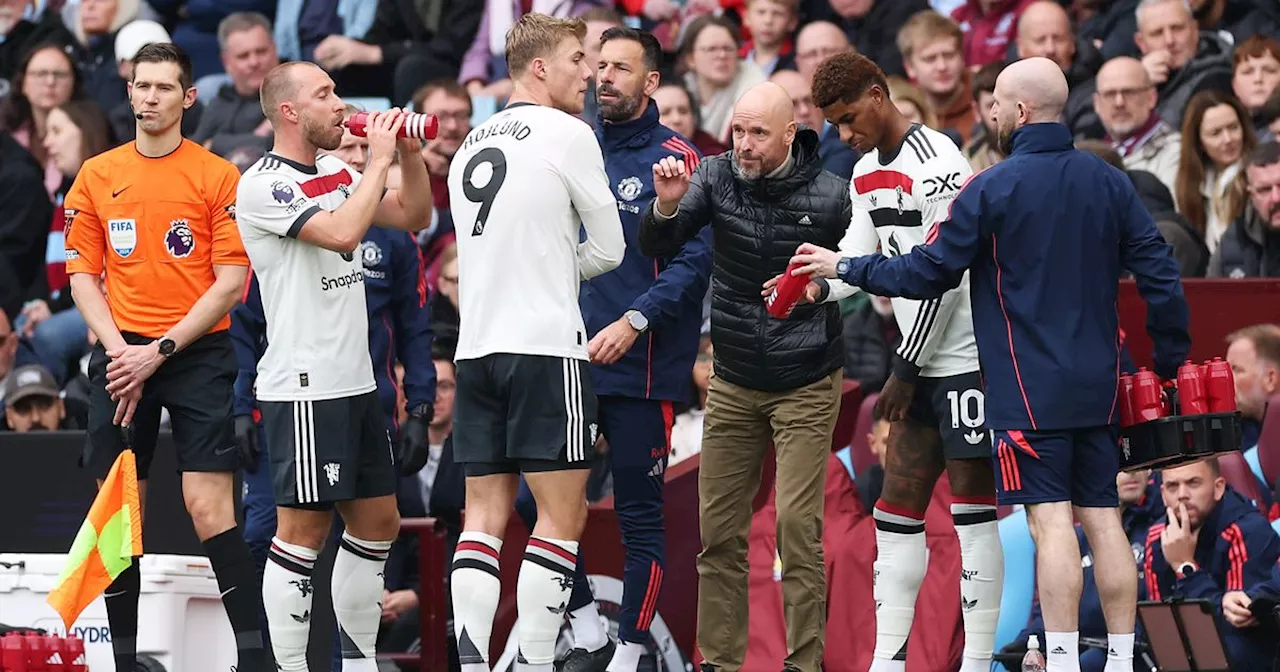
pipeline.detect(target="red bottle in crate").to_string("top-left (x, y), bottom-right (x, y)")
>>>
top-left (343, 111), bottom-right (438, 140)
top-left (41, 636), bottom-right (65, 672)
top-left (1132, 368), bottom-right (1165, 422)
top-left (2, 632), bottom-right (29, 672)
top-left (1177, 360), bottom-right (1209, 414)
top-left (22, 633), bottom-right (45, 672)
top-left (1206, 357), bottom-right (1237, 412)
top-left (766, 263), bottom-right (811, 319)
top-left (1118, 373), bottom-right (1136, 426)
top-left (62, 636), bottom-right (85, 672)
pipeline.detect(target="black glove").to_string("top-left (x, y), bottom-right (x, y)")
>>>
top-left (398, 405), bottom-right (432, 475)
top-left (234, 414), bottom-right (261, 473)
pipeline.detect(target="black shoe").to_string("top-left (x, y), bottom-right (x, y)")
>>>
top-left (559, 638), bottom-right (616, 672)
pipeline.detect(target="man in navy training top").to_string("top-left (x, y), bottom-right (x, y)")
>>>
top-left (515, 25), bottom-right (712, 672)
top-left (791, 56), bottom-right (1191, 672)
top-left (230, 220), bottom-right (436, 660)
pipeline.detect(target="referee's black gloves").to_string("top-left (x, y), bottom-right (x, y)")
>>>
top-left (398, 407), bottom-right (432, 475)
top-left (233, 414), bottom-right (261, 473)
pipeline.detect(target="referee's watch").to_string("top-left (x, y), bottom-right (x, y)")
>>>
top-left (157, 337), bottom-right (177, 358)
top-left (624, 310), bottom-right (649, 333)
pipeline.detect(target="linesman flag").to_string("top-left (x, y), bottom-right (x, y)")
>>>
top-left (46, 449), bottom-right (143, 629)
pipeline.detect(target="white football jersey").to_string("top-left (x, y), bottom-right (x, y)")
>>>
top-left (829, 124), bottom-right (979, 377)
top-left (448, 102), bottom-right (624, 362)
top-left (235, 152), bottom-right (376, 401)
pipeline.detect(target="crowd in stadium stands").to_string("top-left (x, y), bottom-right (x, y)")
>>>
top-left (5, 0), bottom-right (1280, 666)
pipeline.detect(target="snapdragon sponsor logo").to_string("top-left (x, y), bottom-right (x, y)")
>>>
top-left (321, 268), bottom-right (366, 291)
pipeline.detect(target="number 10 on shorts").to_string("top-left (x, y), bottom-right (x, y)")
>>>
top-left (947, 389), bottom-right (985, 430)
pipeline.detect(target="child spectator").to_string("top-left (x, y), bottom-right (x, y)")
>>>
top-left (740, 0), bottom-right (797, 76)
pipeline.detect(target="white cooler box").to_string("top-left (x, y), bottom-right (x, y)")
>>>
top-left (0, 553), bottom-right (236, 671)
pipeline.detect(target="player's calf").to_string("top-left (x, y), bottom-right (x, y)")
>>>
top-left (519, 469), bottom-right (590, 671)
top-left (946, 459), bottom-right (1003, 672)
top-left (328, 495), bottom-right (399, 670)
top-left (454, 473), bottom-right (521, 672)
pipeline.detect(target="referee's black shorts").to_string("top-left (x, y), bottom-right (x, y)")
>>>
top-left (84, 331), bottom-right (238, 480)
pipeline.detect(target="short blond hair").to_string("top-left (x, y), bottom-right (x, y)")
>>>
top-left (506, 12), bottom-right (587, 78)
top-left (896, 10), bottom-right (963, 64)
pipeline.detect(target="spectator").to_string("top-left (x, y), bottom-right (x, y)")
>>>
top-left (741, 0), bottom-right (797, 76)
top-left (458, 0), bottom-right (591, 105)
top-left (792, 20), bottom-right (849, 82)
top-left (841, 293), bottom-right (896, 395)
top-left (68, 0), bottom-right (154, 114)
top-left (189, 12), bottom-right (277, 157)
top-left (679, 14), bottom-right (767, 145)
top-left (109, 19), bottom-right (203, 143)
top-left (0, 314), bottom-right (20, 404)
top-left (305, 0), bottom-right (482, 105)
top-left (2, 363), bottom-right (69, 431)
top-left (1145, 457), bottom-right (1280, 671)
top-left (1095, 56), bottom-right (1183, 199)
top-left (963, 62), bottom-right (1004, 173)
top-left (853, 410), bottom-right (888, 513)
top-left (1077, 139), bottom-right (1209, 277)
top-left (652, 82), bottom-right (728, 157)
top-left (1232, 35), bottom-right (1280, 132)
top-left (0, 118), bottom-right (54, 324)
top-left (669, 332), bottom-right (711, 467)
top-left (770, 68), bottom-right (856, 178)
top-left (1133, 0), bottom-right (1234, 130)
top-left (1177, 89), bottom-right (1254, 254)
top-left (412, 79), bottom-right (471, 270)
top-left (22, 100), bottom-right (112, 385)
top-left (1086, 0), bottom-right (1280, 64)
top-left (1017, 1), bottom-right (1105, 139)
top-left (951, 0), bottom-right (1037, 67)
top-left (1213, 140), bottom-right (1280, 277)
top-left (1001, 469), bottom-right (1165, 672)
top-left (0, 0), bottom-right (75, 89)
top-left (821, 0), bottom-right (927, 78)
top-left (1258, 86), bottom-right (1280, 141)
top-left (429, 243), bottom-right (459, 355)
top-left (2, 42), bottom-right (82, 198)
top-left (144, 0), bottom-right (274, 80)
top-left (897, 10), bottom-right (975, 143)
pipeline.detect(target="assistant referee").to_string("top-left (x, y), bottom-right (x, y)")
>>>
top-left (64, 43), bottom-right (267, 672)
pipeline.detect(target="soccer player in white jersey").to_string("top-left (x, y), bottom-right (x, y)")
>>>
top-left (445, 12), bottom-right (626, 672)
top-left (233, 61), bottom-right (433, 672)
top-left (792, 51), bottom-right (1005, 672)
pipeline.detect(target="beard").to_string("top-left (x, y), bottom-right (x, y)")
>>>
top-left (303, 113), bottom-right (343, 151)
top-left (598, 84), bottom-right (643, 122)
top-left (734, 155), bottom-right (764, 180)
top-left (996, 118), bottom-right (1017, 157)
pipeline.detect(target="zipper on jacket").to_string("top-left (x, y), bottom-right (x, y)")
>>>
top-left (758, 203), bottom-right (773, 361)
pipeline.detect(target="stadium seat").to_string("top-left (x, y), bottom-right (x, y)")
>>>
top-left (1219, 451), bottom-right (1263, 504)
top-left (993, 508), bottom-right (1037, 654)
top-left (830, 379), bottom-right (864, 452)
top-left (1256, 396), bottom-right (1280, 488)
top-left (848, 393), bottom-right (879, 476)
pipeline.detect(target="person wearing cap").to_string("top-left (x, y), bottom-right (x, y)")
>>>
top-left (3, 363), bottom-right (67, 431)
top-left (108, 19), bottom-right (204, 142)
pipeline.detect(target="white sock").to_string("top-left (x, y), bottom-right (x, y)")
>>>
top-left (517, 537), bottom-right (579, 671)
top-left (1103, 632), bottom-right (1135, 672)
top-left (1045, 631), bottom-right (1081, 672)
top-left (570, 602), bottom-right (606, 652)
top-left (607, 640), bottom-right (644, 672)
top-left (262, 538), bottom-right (319, 672)
top-left (952, 500), bottom-right (1003, 669)
top-left (333, 532), bottom-right (392, 670)
top-left (872, 503), bottom-right (927, 664)
top-left (452, 531), bottom-right (503, 672)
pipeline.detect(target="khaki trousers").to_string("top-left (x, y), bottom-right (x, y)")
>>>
top-left (695, 370), bottom-right (843, 672)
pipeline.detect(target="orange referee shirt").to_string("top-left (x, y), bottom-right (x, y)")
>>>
top-left (64, 139), bottom-right (248, 338)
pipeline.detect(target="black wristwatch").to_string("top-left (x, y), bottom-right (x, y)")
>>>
top-left (157, 337), bottom-right (177, 357)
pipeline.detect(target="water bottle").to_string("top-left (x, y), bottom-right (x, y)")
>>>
top-left (1022, 634), bottom-right (1047, 672)
top-left (344, 111), bottom-right (438, 140)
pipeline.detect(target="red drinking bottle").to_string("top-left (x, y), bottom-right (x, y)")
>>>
top-left (1206, 357), bottom-right (1237, 412)
top-left (344, 111), bottom-right (438, 140)
top-left (22, 632), bottom-right (45, 671)
top-left (62, 636), bottom-right (85, 672)
top-left (2, 632), bottom-right (29, 672)
top-left (1119, 373), bottom-right (1136, 427)
top-left (43, 636), bottom-right (66, 672)
top-left (1176, 360), bottom-right (1208, 414)
top-left (766, 263), bottom-right (811, 319)
top-left (1132, 368), bottom-right (1165, 422)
